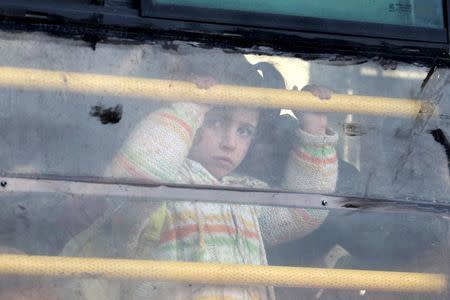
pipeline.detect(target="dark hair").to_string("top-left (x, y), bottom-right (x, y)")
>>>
top-left (233, 62), bottom-right (287, 184)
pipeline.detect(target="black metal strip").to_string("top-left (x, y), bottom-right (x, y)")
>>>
top-left (446, 0), bottom-right (450, 50)
top-left (142, 1), bottom-right (447, 43)
top-left (0, 1), bottom-right (447, 66)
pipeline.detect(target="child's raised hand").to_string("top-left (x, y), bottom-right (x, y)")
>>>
top-left (307, 84), bottom-right (332, 100)
top-left (192, 75), bottom-right (216, 90)
top-left (191, 75), bottom-right (215, 113)
top-left (293, 84), bottom-right (332, 136)
top-left (299, 112), bottom-right (328, 135)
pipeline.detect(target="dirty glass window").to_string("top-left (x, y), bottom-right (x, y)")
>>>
top-left (1, 190), bottom-right (448, 300)
top-left (0, 32), bottom-right (448, 300)
top-left (152, 0), bottom-right (444, 28)
top-left (0, 32), bottom-right (448, 203)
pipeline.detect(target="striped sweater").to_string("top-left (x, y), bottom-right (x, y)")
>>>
top-left (61, 103), bottom-right (338, 300)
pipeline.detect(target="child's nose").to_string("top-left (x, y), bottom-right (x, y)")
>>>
top-left (319, 114), bottom-right (328, 128)
top-left (220, 129), bottom-right (237, 150)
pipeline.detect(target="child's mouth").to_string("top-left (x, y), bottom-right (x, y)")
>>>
top-left (213, 156), bottom-right (234, 167)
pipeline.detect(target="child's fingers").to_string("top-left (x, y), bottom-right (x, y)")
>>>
top-left (191, 76), bottom-right (215, 113)
top-left (192, 76), bottom-right (216, 89)
top-left (310, 85), bottom-right (332, 100)
top-left (298, 84), bottom-right (332, 100)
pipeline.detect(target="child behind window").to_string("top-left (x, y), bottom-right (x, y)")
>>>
top-left (61, 68), bottom-right (338, 300)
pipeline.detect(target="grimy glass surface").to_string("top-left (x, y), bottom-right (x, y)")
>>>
top-left (153, 0), bottom-right (444, 28)
top-left (0, 32), bottom-right (448, 203)
top-left (0, 32), bottom-right (448, 300)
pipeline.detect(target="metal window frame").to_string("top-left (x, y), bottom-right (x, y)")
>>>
top-left (141, 0), bottom-right (448, 43)
top-left (0, 1), bottom-right (447, 213)
top-left (1, 174), bottom-right (449, 215)
top-left (0, 0), bottom-right (448, 65)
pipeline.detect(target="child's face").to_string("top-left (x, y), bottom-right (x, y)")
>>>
top-left (190, 107), bottom-right (259, 179)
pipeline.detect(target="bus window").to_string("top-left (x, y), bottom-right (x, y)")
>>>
top-left (0, 31), bottom-right (448, 300)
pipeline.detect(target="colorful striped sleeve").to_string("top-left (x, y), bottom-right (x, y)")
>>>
top-left (106, 103), bottom-right (207, 183)
top-left (259, 206), bottom-right (329, 246)
top-left (259, 127), bottom-right (338, 246)
top-left (282, 127), bottom-right (339, 193)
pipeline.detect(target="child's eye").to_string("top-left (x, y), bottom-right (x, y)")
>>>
top-left (237, 126), bottom-right (254, 138)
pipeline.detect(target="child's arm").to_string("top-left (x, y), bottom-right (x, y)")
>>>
top-left (260, 85), bottom-right (338, 246)
top-left (282, 126), bottom-right (338, 193)
top-left (283, 84), bottom-right (339, 192)
top-left (106, 102), bottom-right (209, 182)
top-left (259, 127), bottom-right (338, 246)
top-left (106, 76), bottom-right (215, 182)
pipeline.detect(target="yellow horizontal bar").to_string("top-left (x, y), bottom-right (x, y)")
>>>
top-left (0, 255), bottom-right (447, 294)
top-left (0, 66), bottom-right (432, 118)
